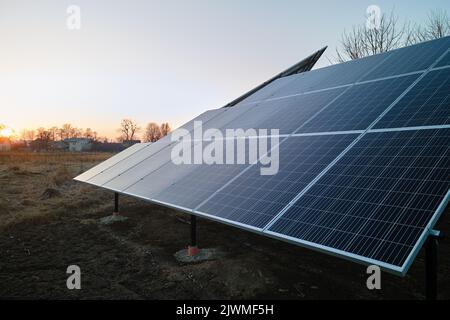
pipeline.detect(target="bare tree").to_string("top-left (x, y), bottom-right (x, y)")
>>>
top-left (71, 127), bottom-right (82, 138)
top-left (144, 122), bottom-right (162, 142)
top-left (84, 128), bottom-right (98, 141)
top-left (48, 126), bottom-right (59, 141)
top-left (119, 119), bottom-right (140, 142)
top-left (160, 122), bottom-right (171, 137)
top-left (336, 10), bottom-right (405, 62)
top-left (335, 9), bottom-right (449, 62)
top-left (406, 9), bottom-right (450, 45)
top-left (36, 127), bottom-right (52, 150)
top-left (59, 123), bottom-right (73, 140)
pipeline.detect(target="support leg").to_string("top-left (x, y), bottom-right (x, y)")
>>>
top-left (113, 192), bottom-right (119, 216)
top-left (188, 215), bottom-right (199, 256)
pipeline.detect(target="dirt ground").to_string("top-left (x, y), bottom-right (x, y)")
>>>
top-left (0, 152), bottom-right (449, 300)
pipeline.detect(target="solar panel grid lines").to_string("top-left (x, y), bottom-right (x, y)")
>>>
top-left (101, 103), bottom-right (276, 192)
top-left (147, 140), bottom-right (256, 209)
top-left (369, 124), bottom-right (450, 134)
top-left (363, 130), bottom-right (450, 263)
top-left (262, 44), bottom-right (450, 271)
top-left (195, 134), bottom-right (357, 228)
top-left (435, 49), bottom-right (450, 68)
top-left (73, 142), bottom-right (149, 182)
top-left (361, 36), bottom-right (450, 81)
top-left (373, 68), bottom-right (450, 129)
top-left (151, 162), bottom-right (250, 209)
top-left (242, 38), bottom-right (449, 109)
top-left (295, 74), bottom-right (419, 133)
top-left (275, 51), bottom-right (392, 98)
top-left (354, 46), bottom-right (450, 133)
top-left (261, 130), bottom-right (368, 232)
top-left (76, 109), bottom-right (226, 184)
top-left (87, 105), bottom-right (265, 189)
top-left (240, 49), bottom-right (393, 107)
top-left (268, 128), bottom-right (450, 272)
top-left (118, 139), bottom-right (207, 194)
top-left (401, 188), bottom-right (450, 274)
top-left (317, 130), bottom-right (432, 256)
top-left (354, 69), bottom-right (424, 86)
top-left (190, 84), bottom-right (357, 217)
top-left (223, 87), bottom-right (347, 135)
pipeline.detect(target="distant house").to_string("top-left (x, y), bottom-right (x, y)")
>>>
top-left (0, 137), bottom-right (11, 152)
top-left (64, 138), bottom-right (93, 152)
top-left (52, 140), bottom-right (68, 151)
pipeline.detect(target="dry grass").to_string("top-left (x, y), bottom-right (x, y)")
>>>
top-left (0, 151), bottom-right (112, 230)
top-left (0, 151), bottom-right (109, 165)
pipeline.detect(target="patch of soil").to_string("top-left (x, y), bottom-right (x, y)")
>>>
top-left (40, 188), bottom-right (61, 200)
top-left (0, 154), bottom-right (449, 300)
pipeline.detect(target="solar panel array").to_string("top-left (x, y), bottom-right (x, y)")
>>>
top-left (76, 36), bottom-right (450, 276)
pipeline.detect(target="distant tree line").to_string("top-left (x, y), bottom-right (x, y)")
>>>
top-left (20, 124), bottom-right (103, 143)
top-left (117, 119), bottom-right (171, 143)
top-left (17, 119), bottom-right (171, 145)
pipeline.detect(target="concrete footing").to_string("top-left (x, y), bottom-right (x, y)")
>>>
top-left (174, 248), bottom-right (225, 263)
top-left (99, 214), bottom-right (129, 225)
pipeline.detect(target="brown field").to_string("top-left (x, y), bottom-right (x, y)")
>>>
top-left (0, 151), bottom-right (449, 299)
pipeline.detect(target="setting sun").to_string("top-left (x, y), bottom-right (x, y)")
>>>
top-left (0, 128), bottom-right (13, 137)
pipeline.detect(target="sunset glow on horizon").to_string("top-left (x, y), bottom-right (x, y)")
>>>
top-left (1, 0), bottom-right (448, 140)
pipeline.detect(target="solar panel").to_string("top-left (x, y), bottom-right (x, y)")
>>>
top-left (75, 37), bottom-right (450, 277)
top-left (267, 128), bottom-right (450, 272)
top-left (196, 134), bottom-right (357, 229)
top-left (362, 36), bottom-right (450, 81)
top-left (373, 68), bottom-right (450, 129)
top-left (296, 74), bottom-right (418, 133)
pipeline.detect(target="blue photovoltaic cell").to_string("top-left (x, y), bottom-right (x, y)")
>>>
top-left (222, 87), bottom-right (345, 134)
top-left (270, 52), bottom-right (390, 98)
top-left (296, 74), bottom-right (418, 133)
top-left (374, 68), bottom-right (450, 129)
top-left (435, 51), bottom-right (450, 68)
top-left (152, 163), bottom-right (249, 210)
top-left (197, 134), bottom-right (357, 229)
top-left (128, 139), bottom-right (258, 208)
top-left (362, 36), bottom-right (450, 81)
top-left (152, 139), bottom-right (263, 209)
top-left (269, 128), bottom-right (450, 268)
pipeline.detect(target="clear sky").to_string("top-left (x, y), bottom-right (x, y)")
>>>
top-left (0, 0), bottom-right (448, 139)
